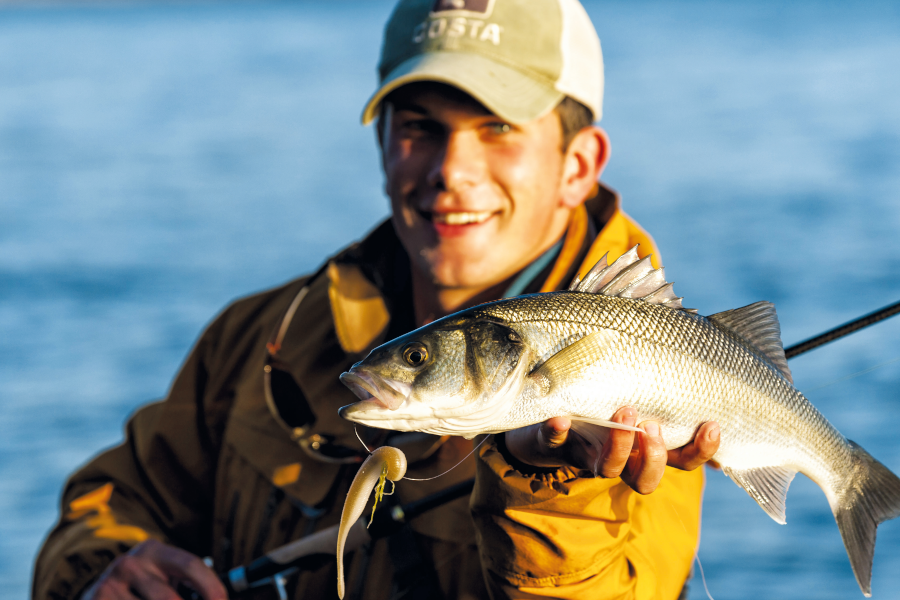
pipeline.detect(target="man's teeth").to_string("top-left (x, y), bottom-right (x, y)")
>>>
top-left (432, 211), bottom-right (493, 225)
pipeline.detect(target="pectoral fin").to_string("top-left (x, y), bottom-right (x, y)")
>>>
top-left (723, 465), bottom-right (797, 524)
top-left (528, 329), bottom-right (642, 477)
top-left (530, 329), bottom-right (620, 392)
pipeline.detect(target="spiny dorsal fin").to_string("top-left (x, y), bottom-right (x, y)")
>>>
top-left (707, 301), bottom-right (792, 383)
top-left (569, 244), bottom-right (695, 312)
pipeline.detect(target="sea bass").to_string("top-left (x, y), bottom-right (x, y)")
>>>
top-left (338, 246), bottom-right (900, 596)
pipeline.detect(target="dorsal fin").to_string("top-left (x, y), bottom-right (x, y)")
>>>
top-left (569, 244), bottom-right (695, 313)
top-left (600, 255), bottom-right (655, 296)
top-left (707, 301), bottom-right (793, 383)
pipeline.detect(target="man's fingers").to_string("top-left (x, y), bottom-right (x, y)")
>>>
top-left (598, 407), bottom-right (636, 478)
top-left (667, 421), bottom-right (720, 471)
top-left (81, 566), bottom-right (131, 600)
top-left (133, 540), bottom-right (227, 600)
top-left (505, 417), bottom-right (577, 469)
top-left (622, 421), bottom-right (668, 494)
top-left (538, 417), bottom-right (571, 449)
top-left (83, 547), bottom-right (179, 600)
top-left (126, 570), bottom-right (181, 600)
top-left (504, 413), bottom-right (722, 479)
top-left (82, 540), bottom-right (226, 600)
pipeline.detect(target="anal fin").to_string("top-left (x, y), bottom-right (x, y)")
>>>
top-left (723, 465), bottom-right (797, 524)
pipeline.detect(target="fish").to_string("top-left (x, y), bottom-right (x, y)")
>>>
top-left (338, 246), bottom-right (900, 597)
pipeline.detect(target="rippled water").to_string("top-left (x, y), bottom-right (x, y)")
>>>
top-left (2, 1), bottom-right (899, 598)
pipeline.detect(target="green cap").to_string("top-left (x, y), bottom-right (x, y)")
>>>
top-left (361, 0), bottom-right (603, 125)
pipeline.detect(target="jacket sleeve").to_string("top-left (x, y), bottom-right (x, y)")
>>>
top-left (32, 297), bottom-right (258, 600)
top-left (470, 438), bottom-right (704, 600)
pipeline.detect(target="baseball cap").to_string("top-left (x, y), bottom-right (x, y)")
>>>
top-left (361, 0), bottom-right (604, 126)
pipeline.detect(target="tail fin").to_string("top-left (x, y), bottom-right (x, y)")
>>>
top-left (832, 441), bottom-right (900, 597)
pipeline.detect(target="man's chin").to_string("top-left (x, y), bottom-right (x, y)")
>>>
top-left (423, 257), bottom-right (515, 292)
top-left (406, 230), bottom-right (520, 291)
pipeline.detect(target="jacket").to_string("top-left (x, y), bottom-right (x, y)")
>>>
top-left (34, 184), bottom-right (704, 600)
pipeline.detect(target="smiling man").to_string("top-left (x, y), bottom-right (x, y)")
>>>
top-left (381, 83), bottom-right (605, 324)
top-left (35, 1), bottom-right (718, 599)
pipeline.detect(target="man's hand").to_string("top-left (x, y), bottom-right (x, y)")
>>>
top-left (82, 539), bottom-right (226, 600)
top-left (505, 407), bottom-right (720, 495)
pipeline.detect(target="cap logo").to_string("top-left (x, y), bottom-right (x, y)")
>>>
top-left (431, 0), bottom-right (494, 17)
top-left (412, 16), bottom-right (502, 46)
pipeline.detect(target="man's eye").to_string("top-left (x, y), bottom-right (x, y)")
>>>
top-left (487, 122), bottom-right (511, 134)
top-left (402, 119), bottom-right (443, 136)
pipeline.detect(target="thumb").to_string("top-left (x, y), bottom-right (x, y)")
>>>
top-left (539, 417), bottom-right (572, 449)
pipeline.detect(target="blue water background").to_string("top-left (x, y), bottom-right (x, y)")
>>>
top-left (2, 1), bottom-right (899, 597)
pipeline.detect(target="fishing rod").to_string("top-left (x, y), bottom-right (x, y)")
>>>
top-left (193, 298), bottom-right (899, 599)
top-left (784, 298), bottom-right (900, 359)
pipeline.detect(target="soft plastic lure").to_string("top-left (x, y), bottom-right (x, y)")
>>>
top-left (337, 446), bottom-right (407, 599)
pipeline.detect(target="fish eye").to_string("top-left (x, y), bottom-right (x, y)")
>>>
top-left (402, 343), bottom-right (428, 367)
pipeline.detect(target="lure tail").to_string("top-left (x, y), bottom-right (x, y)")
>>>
top-left (831, 441), bottom-right (900, 597)
top-left (337, 447), bottom-right (407, 599)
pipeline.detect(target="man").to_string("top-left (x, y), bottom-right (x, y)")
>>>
top-left (34, 1), bottom-right (719, 598)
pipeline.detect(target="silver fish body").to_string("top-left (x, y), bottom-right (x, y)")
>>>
top-left (339, 248), bottom-right (900, 596)
top-left (478, 293), bottom-right (838, 470)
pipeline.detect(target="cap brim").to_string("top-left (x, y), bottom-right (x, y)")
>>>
top-left (361, 52), bottom-right (564, 126)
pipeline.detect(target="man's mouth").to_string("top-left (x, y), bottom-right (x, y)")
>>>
top-left (420, 209), bottom-right (498, 236)
top-left (432, 210), bottom-right (494, 225)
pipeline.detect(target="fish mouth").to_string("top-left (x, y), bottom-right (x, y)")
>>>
top-left (339, 370), bottom-right (409, 413)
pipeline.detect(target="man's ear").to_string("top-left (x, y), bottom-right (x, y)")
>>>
top-left (559, 126), bottom-right (611, 209)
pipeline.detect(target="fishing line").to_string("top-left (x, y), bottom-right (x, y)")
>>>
top-left (404, 435), bottom-right (492, 482)
top-left (668, 495), bottom-right (716, 600)
top-left (694, 554), bottom-right (715, 600)
top-left (353, 427), bottom-right (491, 482)
top-left (804, 356), bottom-right (900, 393)
top-left (354, 427), bottom-right (373, 454)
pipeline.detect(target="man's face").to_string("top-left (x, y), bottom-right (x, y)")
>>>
top-left (381, 83), bottom-right (574, 291)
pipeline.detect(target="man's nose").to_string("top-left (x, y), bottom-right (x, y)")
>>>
top-left (426, 130), bottom-right (485, 192)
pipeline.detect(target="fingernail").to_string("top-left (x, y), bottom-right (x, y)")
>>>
top-left (623, 408), bottom-right (636, 427)
top-left (644, 422), bottom-right (659, 437)
top-left (708, 424), bottom-right (720, 442)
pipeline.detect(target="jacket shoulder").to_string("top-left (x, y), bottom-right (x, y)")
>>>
top-left (208, 275), bottom-right (312, 341)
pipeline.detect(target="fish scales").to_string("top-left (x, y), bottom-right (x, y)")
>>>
top-left (339, 249), bottom-right (900, 596)
top-left (476, 293), bottom-right (849, 486)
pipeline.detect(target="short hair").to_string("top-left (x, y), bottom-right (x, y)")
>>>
top-left (557, 96), bottom-right (595, 152)
top-left (376, 91), bottom-right (594, 153)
